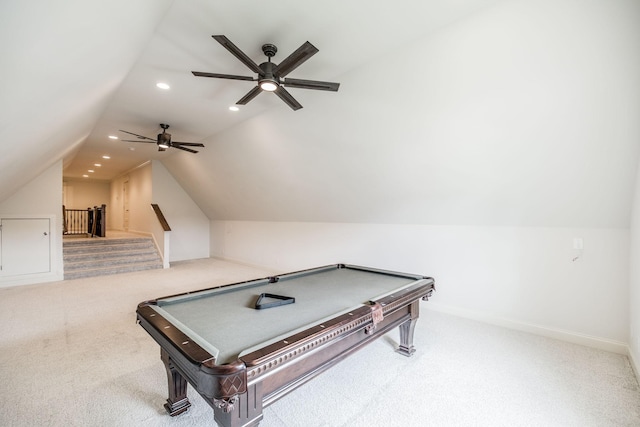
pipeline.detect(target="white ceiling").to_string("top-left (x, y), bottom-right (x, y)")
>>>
top-left (2, 0), bottom-right (639, 228)
top-left (62, 0), bottom-right (503, 181)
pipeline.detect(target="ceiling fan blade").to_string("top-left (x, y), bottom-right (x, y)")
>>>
top-left (121, 139), bottom-right (156, 144)
top-left (173, 145), bottom-right (199, 154)
top-left (236, 86), bottom-right (262, 105)
top-left (212, 35), bottom-right (263, 75)
top-left (274, 41), bottom-right (319, 77)
top-left (191, 71), bottom-right (255, 81)
top-left (172, 142), bottom-right (205, 147)
top-left (283, 78), bottom-right (340, 92)
top-left (119, 130), bottom-right (155, 141)
top-left (274, 86), bottom-right (303, 110)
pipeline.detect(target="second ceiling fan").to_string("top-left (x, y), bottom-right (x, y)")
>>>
top-left (119, 124), bottom-right (204, 153)
top-left (192, 35), bottom-right (340, 111)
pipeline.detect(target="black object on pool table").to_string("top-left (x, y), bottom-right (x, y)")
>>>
top-left (136, 263), bottom-right (435, 427)
top-left (254, 293), bottom-right (295, 309)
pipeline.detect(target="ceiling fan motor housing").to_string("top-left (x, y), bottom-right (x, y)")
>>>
top-left (259, 61), bottom-right (279, 87)
top-left (158, 132), bottom-right (171, 147)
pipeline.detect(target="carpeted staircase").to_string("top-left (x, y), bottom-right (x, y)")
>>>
top-left (63, 236), bottom-right (163, 280)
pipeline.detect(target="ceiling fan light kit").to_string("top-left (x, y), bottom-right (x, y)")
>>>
top-left (259, 80), bottom-right (278, 92)
top-left (192, 35), bottom-right (340, 110)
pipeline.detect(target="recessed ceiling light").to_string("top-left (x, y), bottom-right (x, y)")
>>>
top-left (82, 174), bottom-right (89, 178)
top-left (156, 82), bottom-right (170, 90)
top-left (94, 163), bottom-right (102, 167)
top-left (108, 135), bottom-right (118, 140)
top-left (229, 105), bottom-right (239, 112)
top-left (129, 147), bottom-right (135, 151)
top-left (88, 170), bottom-right (95, 173)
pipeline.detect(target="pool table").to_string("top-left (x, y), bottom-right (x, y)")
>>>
top-left (136, 264), bottom-right (435, 427)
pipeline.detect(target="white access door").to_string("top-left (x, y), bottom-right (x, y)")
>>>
top-left (0, 218), bottom-right (51, 276)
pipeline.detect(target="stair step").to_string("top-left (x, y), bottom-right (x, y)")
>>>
top-left (63, 237), bottom-right (153, 246)
top-left (64, 240), bottom-right (154, 248)
top-left (63, 236), bottom-right (163, 280)
top-left (62, 239), bottom-right (155, 252)
top-left (64, 253), bottom-right (163, 271)
top-left (64, 261), bottom-right (163, 280)
top-left (64, 247), bottom-right (157, 261)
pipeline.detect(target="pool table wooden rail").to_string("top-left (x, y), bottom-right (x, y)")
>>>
top-left (136, 264), bottom-right (435, 427)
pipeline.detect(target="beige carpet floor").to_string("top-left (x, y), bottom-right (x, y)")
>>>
top-left (1, 258), bottom-right (638, 426)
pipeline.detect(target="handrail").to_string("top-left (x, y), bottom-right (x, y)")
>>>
top-left (151, 204), bottom-right (171, 231)
top-left (150, 204), bottom-right (171, 269)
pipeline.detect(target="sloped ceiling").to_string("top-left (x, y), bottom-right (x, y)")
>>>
top-left (0, 0), bottom-right (173, 201)
top-left (2, 0), bottom-right (639, 228)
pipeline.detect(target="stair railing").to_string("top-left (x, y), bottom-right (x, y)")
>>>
top-left (150, 204), bottom-right (171, 268)
top-left (63, 204), bottom-right (106, 237)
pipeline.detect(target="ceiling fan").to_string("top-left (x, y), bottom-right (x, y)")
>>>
top-left (192, 35), bottom-right (340, 111)
top-left (119, 124), bottom-right (205, 153)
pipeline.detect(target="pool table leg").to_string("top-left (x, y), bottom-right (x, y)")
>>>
top-left (396, 300), bottom-right (419, 357)
top-left (161, 348), bottom-right (192, 416)
top-left (212, 383), bottom-right (264, 427)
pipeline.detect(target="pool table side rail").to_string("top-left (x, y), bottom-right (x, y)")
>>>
top-left (240, 278), bottom-right (434, 368)
top-left (137, 303), bottom-right (217, 366)
top-left (341, 263), bottom-right (432, 281)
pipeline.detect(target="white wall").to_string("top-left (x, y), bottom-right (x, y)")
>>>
top-left (109, 163), bottom-right (153, 233)
top-left (152, 161), bottom-right (209, 262)
top-left (128, 165), bottom-right (153, 234)
top-left (169, 0), bottom-right (640, 231)
top-left (107, 161), bottom-right (209, 263)
top-left (212, 221), bottom-right (629, 353)
top-left (0, 161), bottom-right (64, 286)
top-left (109, 175), bottom-right (124, 230)
top-left (63, 178), bottom-right (110, 210)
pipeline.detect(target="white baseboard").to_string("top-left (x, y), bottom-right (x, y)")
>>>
top-left (425, 302), bottom-right (629, 355)
top-left (0, 271), bottom-right (64, 288)
top-left (629, 347), bottom-right (640, 383)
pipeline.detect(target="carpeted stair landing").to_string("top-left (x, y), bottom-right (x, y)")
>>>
top-left (63, 236), bottom-right (163, 280)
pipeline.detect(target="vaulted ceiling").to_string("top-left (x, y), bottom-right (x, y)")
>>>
top-left (2, 0), bottom-right (639, 228)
